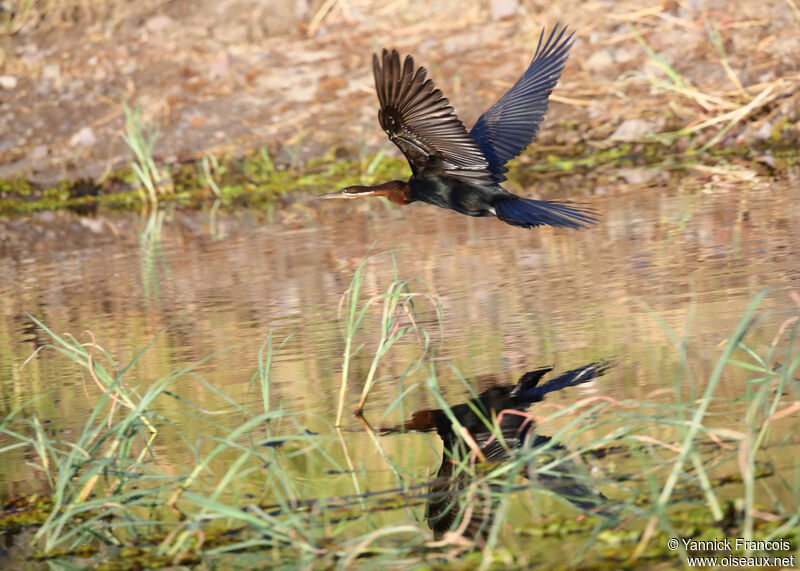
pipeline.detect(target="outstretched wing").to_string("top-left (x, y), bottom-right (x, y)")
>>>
top-left (470, 24), bottom-right (574, 183)
top-left (373, 49), bottom-right (495, 186)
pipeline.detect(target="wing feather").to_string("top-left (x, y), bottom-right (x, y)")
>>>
top-left (373, 49), bottom-right (494, 185)
top-left (470, 24), bottom-right (574, 183)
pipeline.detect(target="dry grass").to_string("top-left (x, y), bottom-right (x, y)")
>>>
top-left (1, 0), bottom-right (164, 35)
top-left (615, 5), bottom-right (800, 150)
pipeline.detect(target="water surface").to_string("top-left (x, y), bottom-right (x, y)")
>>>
top-left (1, 172), bottom-right (799, 524)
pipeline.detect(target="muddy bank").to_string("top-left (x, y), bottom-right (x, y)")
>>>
top-left (0, 126), bottom-right (797, 217)
top-left (1, 0), bottom-right (798, 193)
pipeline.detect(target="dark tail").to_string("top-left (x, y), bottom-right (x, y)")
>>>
top-left (494, 197), bottom-right (597, 229)
top-left (512, 360), bottom-right (614, 401)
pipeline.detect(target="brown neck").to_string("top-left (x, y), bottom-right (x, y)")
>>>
top-left (352, 180), bottom-right (412, 205)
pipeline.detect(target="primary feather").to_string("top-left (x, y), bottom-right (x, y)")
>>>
top-left (373, 49), bottom-right (494, 185)
top-left (470, 24), bottom-right (574, 182)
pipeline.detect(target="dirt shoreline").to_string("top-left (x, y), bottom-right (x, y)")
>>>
top-left (1, 0), bottom-right (798, 188)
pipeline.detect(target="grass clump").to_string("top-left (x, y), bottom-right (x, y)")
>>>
top-left (122, 105), bottom-right (174, 207)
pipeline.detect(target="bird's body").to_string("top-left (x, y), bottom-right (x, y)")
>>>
top-left (320, 24), bottom-right (597, 230)
top-left (411, 175), bottom-right (498, 217)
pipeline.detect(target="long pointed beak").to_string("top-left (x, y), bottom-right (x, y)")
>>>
top-left (317, 189), bottom-right (349, 199)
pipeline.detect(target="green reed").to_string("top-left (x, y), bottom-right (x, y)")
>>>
top-left (1, 260), bottom-right (798, 568)
top-left (333, 249), bottom-right (442, 426)
top-left (122, 105), bottom-right (173, 207)
top-left (8, 317), bottom-right (172, 553)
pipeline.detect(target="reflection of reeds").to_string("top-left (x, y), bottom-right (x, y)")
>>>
top-left (1, 268), bottom-right (798, 567)
top-left (138, 209), bottom-right (167, 303)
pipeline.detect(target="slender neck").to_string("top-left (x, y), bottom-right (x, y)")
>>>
top-left (352, 180), bottom-right (412, 205)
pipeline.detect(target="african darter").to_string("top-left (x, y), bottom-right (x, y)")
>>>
top-left (320, 25), bottom-right (596, 230)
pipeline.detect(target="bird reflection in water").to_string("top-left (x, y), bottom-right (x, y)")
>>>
top-left (319, 25), bottom-right (597, 230)
top-left (380, 361), bottom-right (614, 541)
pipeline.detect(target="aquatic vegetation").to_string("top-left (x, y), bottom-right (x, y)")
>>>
top-left (333, 249), bottom-right (443, 425)
top-left (122, 105), bottom-right (174, 206)
top-left (0, 123), bottom-right (796, 218)
top-left (1, 254), bottom-right (798, 568)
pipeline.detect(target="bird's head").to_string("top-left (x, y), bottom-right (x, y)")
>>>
top-left (317, 180), bottom-right (412, 205)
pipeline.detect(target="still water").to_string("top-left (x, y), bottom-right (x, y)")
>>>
top-left (1, 171), bottom-right (799, 539)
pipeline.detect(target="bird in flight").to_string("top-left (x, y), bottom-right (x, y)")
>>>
top-left (319, 24), bottom-right (596, 230)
